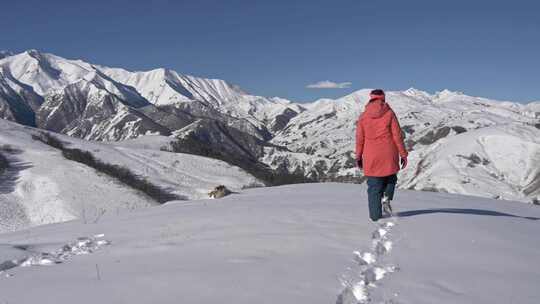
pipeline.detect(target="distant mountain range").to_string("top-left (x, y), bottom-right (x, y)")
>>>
top-left (1, 50), bottom-right (539, 203)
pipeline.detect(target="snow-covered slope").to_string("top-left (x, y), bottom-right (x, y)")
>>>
top-left (0, 183), bottom-right (538, 303)
top-left (0, 119), bottom-right (261, 233)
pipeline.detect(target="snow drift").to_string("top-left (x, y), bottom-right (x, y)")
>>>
top-left (0, 119), bottom-right (261, 233)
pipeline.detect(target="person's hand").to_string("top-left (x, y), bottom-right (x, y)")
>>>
top-left (401, 157), bottom-right (408, 169)
top-left (356, 158), bottom-right (363, 169)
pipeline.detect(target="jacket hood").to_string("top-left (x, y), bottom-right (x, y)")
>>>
top-left (364, 99), bottom-right (390, 119)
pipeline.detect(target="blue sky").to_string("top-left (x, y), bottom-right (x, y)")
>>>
top-left (1, 0), bottom-right (539, 102)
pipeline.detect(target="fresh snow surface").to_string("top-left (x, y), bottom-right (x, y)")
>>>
top-left (0, 183), bottom-right (538, 304)
top-left (0, 119), bottom-right (261, 232)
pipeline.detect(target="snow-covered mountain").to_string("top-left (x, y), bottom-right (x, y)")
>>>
top-left (1, 50), bottom-right (539, 203)
top-left (267, 88), bottom-right (540, 203)
top-left (1, 183), bottom-right (539, 303)
top-left (0, 50), bottom-right (302, 141)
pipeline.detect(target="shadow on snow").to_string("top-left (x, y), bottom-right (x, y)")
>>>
top-left (397, 208), bottom-right (539, 221)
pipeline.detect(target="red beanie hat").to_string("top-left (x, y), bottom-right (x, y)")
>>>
top-left (369, 89), bottom-right (385, 101)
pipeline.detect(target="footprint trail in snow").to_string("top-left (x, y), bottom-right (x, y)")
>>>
top-left (336, 220), bottom-right (399, 304)
top-left (0, 234), bottom-right (111, 277)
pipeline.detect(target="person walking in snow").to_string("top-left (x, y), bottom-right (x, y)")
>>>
top-left (356, 89), bottom-right (408, 222)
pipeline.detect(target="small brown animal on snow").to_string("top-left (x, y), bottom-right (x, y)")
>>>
top-left (208, 185), bottom-right (231, 199)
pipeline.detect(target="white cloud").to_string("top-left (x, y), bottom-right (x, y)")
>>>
top-left (306, 80), bottom-right (352, 89)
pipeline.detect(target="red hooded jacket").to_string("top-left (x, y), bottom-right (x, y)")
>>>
top-left (355, 99), bottom-right (408, 177)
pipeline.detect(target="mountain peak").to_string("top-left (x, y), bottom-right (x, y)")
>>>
top-left (23, 49), bottom-right (48, 61)
top-left (148, 67), bottom-right (167, 75)
top-left (401, 88), bottom-right (433, 102)
top-left (436, 89), bottom-right (464, 97)
top-left (403, 87), bottom-right (430, 96)
top-left (25, 49), bottom-right (40, 55)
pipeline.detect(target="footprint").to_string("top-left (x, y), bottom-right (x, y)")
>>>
top-left (337, 219), bottom-right (399, 304)
top-left (381, 222), bottom-right (395, 229)
top-left (354, 251), bottom-right (376, 266)
top-left (372, 228), bottom-right (388, 239)
top-left (374, 240), bottom-right (393, 255)
top-left (336, 282), bottom-right (369, 304)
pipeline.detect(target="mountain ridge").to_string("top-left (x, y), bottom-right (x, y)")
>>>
top-left (1, 49), bottom-right (539, 203)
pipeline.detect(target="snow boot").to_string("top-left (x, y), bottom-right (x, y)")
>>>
top-left (382, 196), bottom-right (393, 217)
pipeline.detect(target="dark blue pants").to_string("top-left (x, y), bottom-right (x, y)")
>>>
top-left (366, 174), bottom-right (397, 221)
